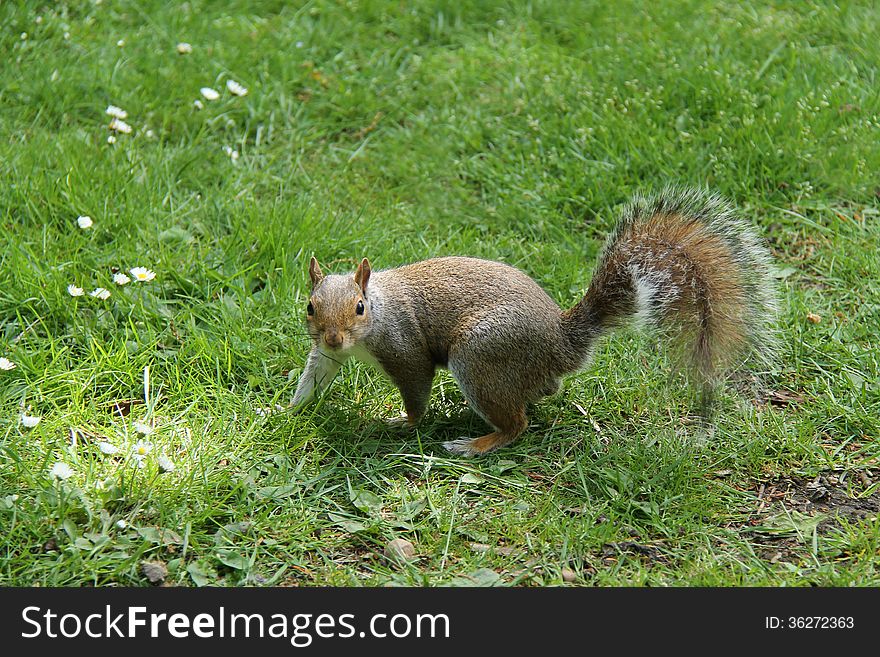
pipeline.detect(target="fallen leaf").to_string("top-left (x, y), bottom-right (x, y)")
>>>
top-left (136, 526), bottom-right (183, 546)
top-left (216, 548), bottom-right (248, 570)
top-left (351, 489), bottom-right (383, 515)
top-left (751, 510), bottom-right (826, 537)
top-left (767, 390), bottom-right (806, 407)
top-left (186, 560), bottom-right (217, 587)
top-left (328, 513), bottom-right (369, 533)
top-left (445, 567), bottom-right (502, 587)
top-left (103, 399), bottom-right (144, 417)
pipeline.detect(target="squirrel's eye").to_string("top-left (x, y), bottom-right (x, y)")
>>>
top-left (307, 302), bottom-right (314, 316)
top-left (356, 300), bottom-right (365, 315)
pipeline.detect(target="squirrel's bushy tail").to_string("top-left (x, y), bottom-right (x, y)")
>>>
top-left (562, 188), bottom-right (778, 398)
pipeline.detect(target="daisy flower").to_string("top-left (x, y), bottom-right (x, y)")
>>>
top-left (200, 87), bottom-right (220, 101)
top-left (20, 414), bottom-right (42, 428)
top-left (98, 441), bottom-right (120, 455)
top-left (50, 462), bottom-right (74, 480)
top-left (117, 39), bottom-right (125, 47)
top-left (226, 79), bottom-right (248, 96)
top-left (132, 440), bottom-right (153, 468)
top-left (157, 454), bottom-right (176, 473)
top-left (105, 105), bottom-right (128, 120)
top-left (67, 284), bottom-right (84, 297)
top-left (77, 215), bottom-right (93, 229)
top-left (193, 99), bottom-right (204, 110)
top-left (176, 42), bottom-right (192, 54)
top-left (130, 267), bottom-right (156, 282)
top-left (109, 118), bottom-right (132, 134)
top-left (133, 420), bottom-right (154, 436)
top-left (90, 287), bottom-right (111, 300)
top-left (113, 272), bottom-right (131, 285)
top-left (116, 519), bottom-right (128, 529)
top-left (0, 357), bottom-right (16, 371)
top-left (107, 135), bottom-right (116, 144)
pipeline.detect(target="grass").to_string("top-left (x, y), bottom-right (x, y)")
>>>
top-left (1, 0), bottom-right (878, 587)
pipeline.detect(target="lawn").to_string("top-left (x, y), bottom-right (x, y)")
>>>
top-left (1, 0), bottom-right (878, 587)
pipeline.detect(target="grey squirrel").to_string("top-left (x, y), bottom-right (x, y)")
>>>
top-left (292, 188), bottom-right (778, 456)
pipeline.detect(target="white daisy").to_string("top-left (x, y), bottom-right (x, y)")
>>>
top-left (117, 39), bottom-right (125, 47)
top-left (176, 42), bottom-right (192, 54)
top-left (132, 440), bottom-right (153, 468)
top-left (113, 272), bottom-right (130, 285)
top-left (105, 105), bottom-right (128, 120)
top-left (130, 267), bottom-right (156, 282)
top-left (226, 79), bottom-right (248, 96)
top-left (295, 41), bottom-right (304, 48)
top-left (90, 287), bottom-right (111, 300)
top-left (109, 118), bottom-right (132, 134)
top-left (133, 421), bottom-right (154, 436)
top-left (77, 215), bottom-right (93, 229)
top-left (67, 284), bottom-right (84, 297)
top-left (20, 414), bottom-right (42, 428)
top-left (157, 454), bottom-right (176, 472)
top-left (98, 441), bottom-right (120, 455)
top-left (107, 135), bottom-right (116, 144)
top-left (116, 519), bottom-right (128, 529)
top-left (50, 462), bottom-right (74, 480)
top-left (193, 99), bottom-right (204, 110)
top-left (0, 357), bottom-right (16, 370)
top-left (200, 87), bottom-right (220, 101)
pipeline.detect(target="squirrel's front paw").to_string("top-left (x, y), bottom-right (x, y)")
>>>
top-left (255, 404), bottom-right (286, 417)
top-left (386, 413), bottom-right (415, 430)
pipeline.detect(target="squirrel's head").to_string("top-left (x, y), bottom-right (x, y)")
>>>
top-left (305, 256), bottom-right (372, 352)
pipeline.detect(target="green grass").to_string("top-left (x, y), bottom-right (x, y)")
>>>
top-left (1, 0), bottom-right (878, 587)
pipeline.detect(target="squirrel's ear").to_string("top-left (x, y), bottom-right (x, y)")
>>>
top-left (354, 257), bottom-right (371, 293)
top-left (308, 256), bottom-right (324, 288)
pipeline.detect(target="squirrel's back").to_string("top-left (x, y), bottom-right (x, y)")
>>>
top-left (369, 256), bottom-right (570, 367)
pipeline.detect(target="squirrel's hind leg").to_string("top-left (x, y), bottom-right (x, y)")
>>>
top-left (442, 403), bottom-right (528, 456)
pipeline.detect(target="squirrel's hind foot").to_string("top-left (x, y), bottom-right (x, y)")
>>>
top-left (443, 400), bottom-right (529, 456)
top-left (443, 429), bottom-right (521, 457)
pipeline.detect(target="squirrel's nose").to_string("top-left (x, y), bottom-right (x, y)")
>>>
top-left (324, 329), bottom-right (343, 349)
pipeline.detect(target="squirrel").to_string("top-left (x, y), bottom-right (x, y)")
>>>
top-left (292, 188), bottom-right (778, 456)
